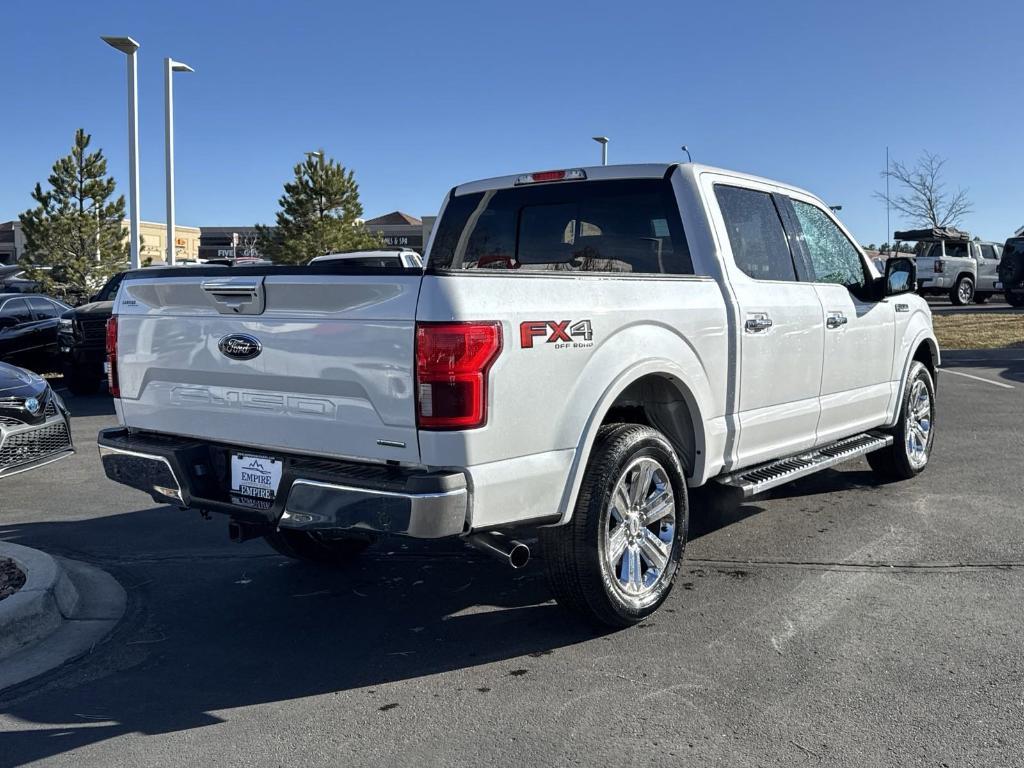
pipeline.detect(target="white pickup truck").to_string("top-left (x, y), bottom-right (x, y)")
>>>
top-left (98, 163), bottom-right (939, 627)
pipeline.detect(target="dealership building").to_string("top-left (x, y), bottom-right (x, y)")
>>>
top-left (0, 219), bottom-right (200, 265)
top-left (1, 211), bottom-right (436, 267)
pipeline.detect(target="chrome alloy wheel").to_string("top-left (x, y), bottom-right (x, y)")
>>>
top-left (958, 279), bottom-right (974, 304)
top-left (602, 456), bottom-right (676, 604)
top-left (905, 377), bottom-right (933, 469)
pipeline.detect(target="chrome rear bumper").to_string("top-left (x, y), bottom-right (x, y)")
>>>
top-left (97, 428), bottom-right (467, 539)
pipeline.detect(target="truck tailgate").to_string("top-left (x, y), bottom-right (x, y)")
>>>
top-left (114, 270), bottom-right (422, 464)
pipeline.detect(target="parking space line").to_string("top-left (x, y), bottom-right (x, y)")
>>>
top-left (941, 369), bottom-right (1015, 390)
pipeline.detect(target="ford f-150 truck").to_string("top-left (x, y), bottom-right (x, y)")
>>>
top-left (97, 163), bottom-right (938, 627)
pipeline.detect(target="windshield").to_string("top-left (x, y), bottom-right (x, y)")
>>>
top-left (332, 256), bottom-right (404, 269)
top-left (95, 272), bottom-right (125, 302)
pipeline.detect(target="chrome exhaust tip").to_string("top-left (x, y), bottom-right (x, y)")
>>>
top-left (466, 532), bottom-right (531, 569)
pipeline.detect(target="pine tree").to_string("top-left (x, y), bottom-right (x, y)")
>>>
top-left (257, 151), bottom-right (381, 264)
top-left (18, 129), bottom-right (128, 299)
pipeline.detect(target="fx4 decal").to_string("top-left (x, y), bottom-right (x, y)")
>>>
top-left (520, 320), bottom-right (594, 349)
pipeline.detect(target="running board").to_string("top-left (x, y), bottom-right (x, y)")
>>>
top-left (714, 431), bottom-right (893, 498)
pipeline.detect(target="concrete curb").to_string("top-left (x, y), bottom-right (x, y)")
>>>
top-left (0, 542), bottom-right (79, 660)
top-left (0, 543), bottom-right (125, 692)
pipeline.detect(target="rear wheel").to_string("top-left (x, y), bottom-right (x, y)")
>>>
top-left (263, 529), bottom-right (373, 565)
top-left (868, 361), bottom-right (935, 481)
top-left (950, 275), bottom-right (974, 306)
top-left (540, 424), bottom-right (688, 628)
top-left (1007, 292), bottom-right (1024, 308)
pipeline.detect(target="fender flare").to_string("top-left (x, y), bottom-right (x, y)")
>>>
top-left (886, 331), bottom-right (940, 427)
top-left (552, 359), bottom-right (709, 525)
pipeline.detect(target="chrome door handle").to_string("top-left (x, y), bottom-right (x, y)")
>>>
top-left (744, 313), bottom-right (773, 333)
top-left (826, 312), bottom-right (848, 329)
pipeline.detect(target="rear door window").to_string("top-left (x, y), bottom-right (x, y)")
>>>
top-left (428, 179), bottom-right (692, 275)
top-left (980, 244), bottom-right (996, 260)
top-left (714, 185), bottom-right (797, 281)
top-left (27, 297), bottom-right (59, 319)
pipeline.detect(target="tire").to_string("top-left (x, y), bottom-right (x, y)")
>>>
top-left (867, 361), bottom-right (936, 481)
top-left (63, 366), bottom-right (102, 396)
top-left (949, 275), bottom-right (974, 306)
top-left (1007, 292), bottom-right (1024, 308)
top-left (263, 529), bottom-right (372, 566)
top-left (539, 423), bottom-right (688, 628)
top-left (974, 292), bottom-right (991, 304)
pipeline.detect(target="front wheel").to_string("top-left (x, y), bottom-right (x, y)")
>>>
top-left (1006, 292), bottom-right (1024, 308)
top-left (868, 361), bottom-right (936, 480)
top-left (540, 424), bottom-right (688, 628)
top-left (950, 275), bottom-right (975, 306)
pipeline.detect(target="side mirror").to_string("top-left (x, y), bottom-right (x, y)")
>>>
top-left (885, 256), bottom-right (916, 296)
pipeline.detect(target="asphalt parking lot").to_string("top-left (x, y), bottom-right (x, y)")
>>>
top-left (927, 296), bottom-right (1022, 315)
top-left (0, 351), bottom-right (1022, 768)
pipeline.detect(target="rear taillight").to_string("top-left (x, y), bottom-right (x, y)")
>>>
top-left (105, 316), bottom-right (120, 398)
top-left (933, 259), bottom-right (944, 273)
top-left (416, 322), bottom-right (502, 430)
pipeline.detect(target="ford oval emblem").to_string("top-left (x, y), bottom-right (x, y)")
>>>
top-left (218, 333), bottom-right (262, 361)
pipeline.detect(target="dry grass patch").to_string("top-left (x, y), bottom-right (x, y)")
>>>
top-left (932, 313), bottom-right (1024, 350)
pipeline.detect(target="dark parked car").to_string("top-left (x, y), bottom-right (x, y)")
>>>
top-left (0, 293), bottom-right (71, 371)
top-left (998, 237), bottom-right (1024, 308)
top-left (0, 360), bottom-right (74, 478)
top-left (57, 271), bottom-right (124, 394)
top-left (0, 265), bottom-right (42, 294)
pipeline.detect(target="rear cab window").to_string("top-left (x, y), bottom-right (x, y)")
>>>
top-left (428, 178), bottom-right (692, 275)
top-left (924, 242), bottom-right (969, 260)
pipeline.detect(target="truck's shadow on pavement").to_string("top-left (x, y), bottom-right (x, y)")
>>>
top-left (0, 464), bottom-right (887, 766)
top-left (0, 508), bottom-right (602, 765)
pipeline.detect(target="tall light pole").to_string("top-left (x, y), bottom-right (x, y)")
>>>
top-left (885, 146), bottom-right (891, 243)
top-left (681, 145), bottom-right (692, 163)
top-left (101, 36), bottom-right (141, 270)
top-left (592, 136), bottom-right (608, 166)
top-left (164, 58), bottom-right (194, 266)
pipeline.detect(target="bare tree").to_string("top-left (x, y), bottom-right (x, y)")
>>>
top-left (240, 230), bottom-right (260, 258)
top-left (876, 151), bottom-right (972, 229)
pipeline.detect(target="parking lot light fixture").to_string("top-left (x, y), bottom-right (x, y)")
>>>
top-left (101, 35), bottom-right (142, 270)
top-left (165, 58), bottom-right (194, 266)
top-left (681, 145), bottom-right (692, 163)
top-left (592, 136), bottom-right (609, 166)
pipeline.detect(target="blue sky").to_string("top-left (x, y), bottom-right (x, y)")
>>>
top-left (2, 0), bottom-right (1021, 244)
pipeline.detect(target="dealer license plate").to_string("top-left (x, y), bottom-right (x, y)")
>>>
top-left (230, 453), bottom-right (283, 500)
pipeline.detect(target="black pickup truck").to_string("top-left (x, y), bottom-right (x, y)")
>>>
top-left (57, 272), bottom-right (124, 394)
top-left (999, 237), bottom-right (1024, 307)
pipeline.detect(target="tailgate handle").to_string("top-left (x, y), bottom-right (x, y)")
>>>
top-left (201, 278), bottom-right (266, 315)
